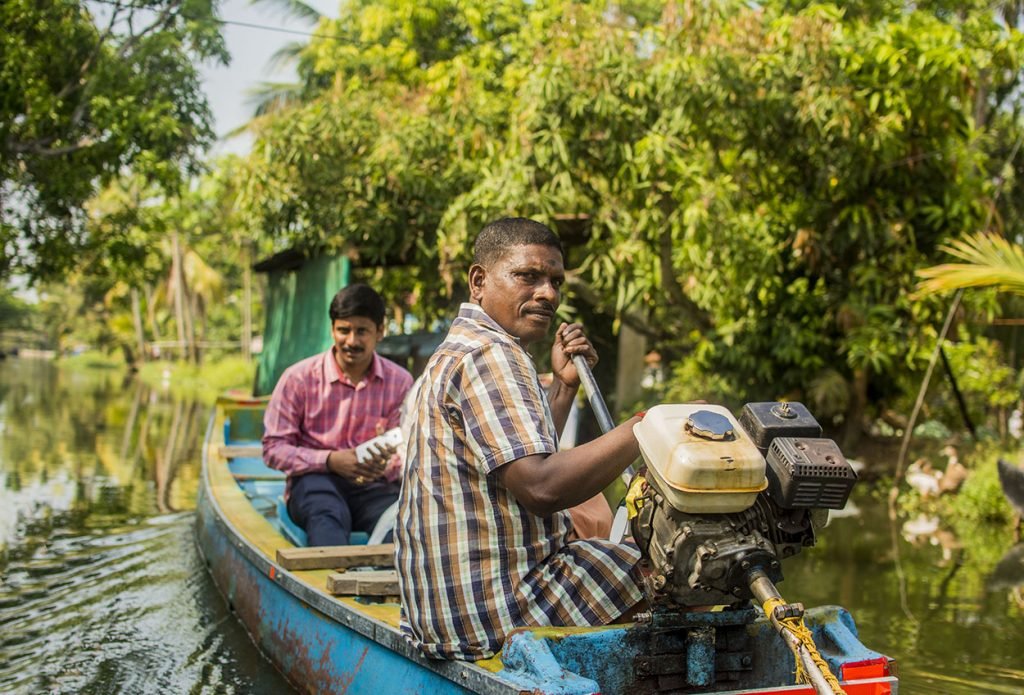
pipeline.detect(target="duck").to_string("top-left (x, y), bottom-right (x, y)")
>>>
top-left (901, 513), bottom-right (940, 545)
top-left (906, 458), bottom-right (941, 497)
top-left (846, 458), bottom-right (867, 476)
top-left (938, 445), bottom-right (968, 495)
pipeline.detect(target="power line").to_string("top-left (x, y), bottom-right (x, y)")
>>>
top-left (205, 16), bottom-right (345, 41)
top-left (86, 0), bottom-right (351, 42)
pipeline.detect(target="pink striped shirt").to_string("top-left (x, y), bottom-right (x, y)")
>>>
top-left (262, 349), bottom-right (413, 495)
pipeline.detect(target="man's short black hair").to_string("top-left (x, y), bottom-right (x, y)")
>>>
top-left (329, 283), bottom-right (386, 326)
top-left (472, 217), bottom-right (564, 268)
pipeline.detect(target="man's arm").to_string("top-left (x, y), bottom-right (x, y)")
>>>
top-left (263, 370), bottom-right (333, 476)
top-left (487, 322), bottom-right (636, 515)
top-left (495, 416), bottom-right (642, 516)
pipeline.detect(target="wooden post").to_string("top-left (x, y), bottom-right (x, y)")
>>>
top-left (939, 346), bottom-right (977, 439)
top-left (243, 240), bottom-right (253, 362)
top-left (130, 288), bottom-right (146, 363)
top-left (171, 231), bottom-right (189, 361)
top-left (893, 289), bottom-right (964, 488)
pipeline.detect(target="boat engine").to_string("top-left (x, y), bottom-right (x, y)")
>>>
top-left (629, 402), bottom-right (857, 609)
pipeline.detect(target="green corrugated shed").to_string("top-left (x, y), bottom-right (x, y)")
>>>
top-left (253, 250), bottom-right (351, 396)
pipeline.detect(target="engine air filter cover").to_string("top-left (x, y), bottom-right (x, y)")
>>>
top-left (766, 437), bottom-right (857, 509)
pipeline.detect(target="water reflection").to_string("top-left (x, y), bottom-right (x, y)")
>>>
top-left (0, 358), bottom-right (292, 694)
top-left (988, 543), bottom-right (1024, 608)
top-left (4, 357), bottom-right (1024, 694)
top-left (785, 491), bottom-right (1024, 694)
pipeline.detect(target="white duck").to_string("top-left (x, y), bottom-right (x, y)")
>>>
top-left (906, 458), bottom-right (941, 497)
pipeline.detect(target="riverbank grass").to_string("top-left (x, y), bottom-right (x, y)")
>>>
top-left (57, 350), bottom-right (125, 370)
top-left (138, 356), bottom-right (256, 403)
top-left (898, 443), bottom-right (1019, 537)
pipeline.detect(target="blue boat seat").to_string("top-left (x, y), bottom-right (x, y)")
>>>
top-left (277, 496), bottom-right (309, 546)
top-left (228, 457), bottom-right (284, 478)
top-left (275, 496), bottom-right (369, 547)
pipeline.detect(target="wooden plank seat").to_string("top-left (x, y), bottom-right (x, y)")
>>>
top-left (276, 543), bottom-right (395, 571)
top-left (219, 444), bottom-right (263, 459)
top-left (326, 570), bottom-right (400, 597)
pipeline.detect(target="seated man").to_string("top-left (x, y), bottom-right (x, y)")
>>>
top-left (395, 217), bottom-right (645, 661)
top-left (263, 283), bottom-right (413, 546)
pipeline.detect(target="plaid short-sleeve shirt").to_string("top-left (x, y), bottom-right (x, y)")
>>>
top-left (395, 303), bottom-right (643, 661)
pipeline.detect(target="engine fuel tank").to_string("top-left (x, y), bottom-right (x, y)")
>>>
top-left (633, 404), bottom-right (767, 513)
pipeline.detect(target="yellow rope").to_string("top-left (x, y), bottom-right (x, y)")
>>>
top-left (762, 597), bottom-right (846, 694)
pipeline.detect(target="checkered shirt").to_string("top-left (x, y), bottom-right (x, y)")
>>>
top-left (395, 303), bottom-right (643, 661)
top-left (262, 349), bottom-right (413, 496)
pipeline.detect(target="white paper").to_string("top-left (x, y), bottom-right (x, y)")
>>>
top-left (355, 427), bottom-right (403, 463)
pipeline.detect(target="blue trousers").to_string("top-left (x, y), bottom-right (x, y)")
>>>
top-left (287, 473), bottom-right (399, 546)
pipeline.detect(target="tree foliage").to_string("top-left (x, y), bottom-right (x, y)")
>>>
top-left (0, 0), bottom-right (227, 279)
top-left (10, 0), bottom-right (1024, 440)
top-left (233, 0), bottom-right (1024, 436)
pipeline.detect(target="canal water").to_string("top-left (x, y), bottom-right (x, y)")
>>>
top-left (0, 358), bottom-right (293, 694)
top-left (1, 357), bottom-right (1022, 694)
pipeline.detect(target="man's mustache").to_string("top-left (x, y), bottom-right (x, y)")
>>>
top-left (528, 302), bottom-right (555, 317)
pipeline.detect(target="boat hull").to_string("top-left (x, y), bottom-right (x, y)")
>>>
top-left (196, 483), bottom-right (480, 694)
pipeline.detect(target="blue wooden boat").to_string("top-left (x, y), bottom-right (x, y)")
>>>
top-left (196, 395), bottom-right (899, 694)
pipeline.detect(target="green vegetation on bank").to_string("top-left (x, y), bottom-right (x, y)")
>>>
top-left (894, 441), bottom-right (1019, 545)
top-left (58, 350), bottom-right (255, 403)
top-left (137, 357), bottom-right (257, 404)
top-left (58, 351), bottom-right (125, 371)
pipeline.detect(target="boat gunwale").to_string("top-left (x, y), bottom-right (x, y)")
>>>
top-left (197, 406), bottom-right (513, 695)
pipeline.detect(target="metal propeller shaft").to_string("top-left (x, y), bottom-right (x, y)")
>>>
top-left (747, 569), bottom-right (843, 695)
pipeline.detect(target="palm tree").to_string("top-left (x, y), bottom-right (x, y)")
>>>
top-left (917, 232), bottom-right (1024, 295)
top-left (164, 232), bottom-right (226, 362)
top-left (917, 234), bottom-right (1024, 536)
top-left (252, 0), bottom-right (322, 24)
top-left (242, 0), bottom-right (324, 120)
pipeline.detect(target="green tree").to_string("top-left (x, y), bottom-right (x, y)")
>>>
top-left (234, 0), bottom-right (1024, 442)
top-left (75, 165), bottom-right (261, 365)
top-left (238, 0), bottom-right (605, 319)
top-left (448, 2), bottom-right (1022, 437)
top-left (0, 0), bottom-right (227, 280)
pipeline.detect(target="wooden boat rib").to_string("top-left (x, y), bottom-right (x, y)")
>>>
top-left (196, 396), bottom-right (899, 694)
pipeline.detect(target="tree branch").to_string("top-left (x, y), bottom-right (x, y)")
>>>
top-left (7, 136), bottom-right (98, 157)
top-left (117, 4), bottom-right (183, 61)
top-left (12, 2), bottom-right (185, 160)
top-left (55, 0), bottom-right (124, 102)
